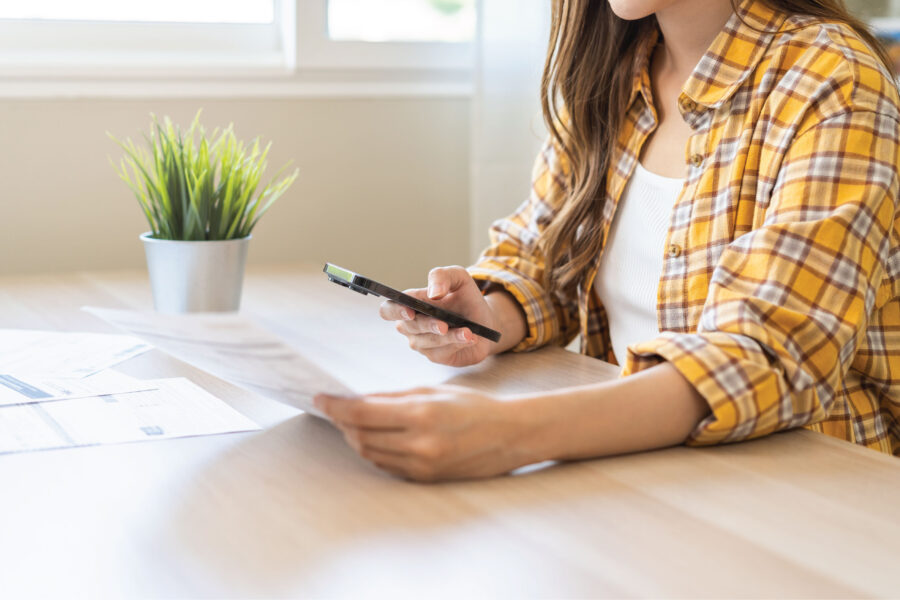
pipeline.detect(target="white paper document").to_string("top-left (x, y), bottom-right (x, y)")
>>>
top-left (0, 369), bottom-right (156, 406)
top-left (83, 307), bottom-right (355, 417)
top-left (0, 329), bottom-right (151, 378)
top-left (0, 378), bottom-right (260, 455)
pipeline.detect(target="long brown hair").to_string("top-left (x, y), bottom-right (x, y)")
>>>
top-left (539, 0), bottom-right (893, 292)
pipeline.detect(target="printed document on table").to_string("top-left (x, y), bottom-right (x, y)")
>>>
top-left (0, 329), bottom-right (151, 378)
top-left (0, 370), bottom-right (156, 406)
top-left (0, 377), bottom-right (260, 455)
top-left (83, 307), bottom-right (355, 418)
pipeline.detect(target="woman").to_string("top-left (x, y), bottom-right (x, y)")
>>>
top-left (316, 0), bottom-right (900, 481)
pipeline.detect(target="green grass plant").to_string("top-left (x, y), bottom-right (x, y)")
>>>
top-left (109, 112), bottom-right (298, 241)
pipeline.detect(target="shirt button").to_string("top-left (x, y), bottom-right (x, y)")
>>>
top-left (689, 153), bottom-right (704, 168)
top-left (680, 97), bottom-right (697, 112)
top-left (668, 244), bottom-right (682, 258)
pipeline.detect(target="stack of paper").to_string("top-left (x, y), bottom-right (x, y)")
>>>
top-left (0, 328), bottom-right (260, 456)
top-left (82, 307), bottom-right (356, 417)
top-left (0, 329), bottom-right (152, 378)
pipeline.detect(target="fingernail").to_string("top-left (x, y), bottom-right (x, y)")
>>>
top-left (457, 330), bottom-right (467, 342)
top-left (432, 323), bottom-right (442, 334)
top-left (427, 284), bottom-right (437, 298)
top-left (400, 310), bottom-right (411, 320)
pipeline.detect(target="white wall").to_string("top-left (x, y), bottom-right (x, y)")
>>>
top-left (469, 0), bottom-right (550, 260)
top-left (0, 97), bottom-right (470, 287)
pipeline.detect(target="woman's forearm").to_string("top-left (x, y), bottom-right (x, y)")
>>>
top-left (481, 289), bottom-right (709, 462)
top-left (519, 362), bottom-right (711, 462)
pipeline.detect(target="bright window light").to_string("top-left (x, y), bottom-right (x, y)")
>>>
top-left (0, 0), bottom-right (274, 24)
top-left (328, 0), bottom-right (475, 42)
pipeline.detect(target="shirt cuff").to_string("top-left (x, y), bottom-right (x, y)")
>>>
top-left (620, 331), bottom-right (792, 445)
top-left (468, 260), bottom-right (558, 352)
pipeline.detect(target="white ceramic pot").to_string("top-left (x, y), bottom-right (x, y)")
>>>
top-left (140, 233), bottom-right (250, 313)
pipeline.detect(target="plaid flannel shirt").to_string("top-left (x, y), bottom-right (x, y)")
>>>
top-left (469, 0), bottom-right (900, 455)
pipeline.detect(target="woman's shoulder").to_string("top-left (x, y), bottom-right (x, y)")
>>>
top-left (762, 14), bottom-right (900, 119)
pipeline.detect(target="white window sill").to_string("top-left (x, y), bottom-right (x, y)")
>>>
top-left (0, 63), bottom-right (474, 99)
top-left (0, 79), bottom-right (473, 99)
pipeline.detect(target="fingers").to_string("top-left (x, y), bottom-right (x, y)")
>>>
top-left (403, 329), bottom-right (475, 351)
top-left (427, 265), bottom-right (474, 300)
top-left (379, 299), bottom-right (415, 322)
top-left (378, 287), bottom-right (430, 321)
top-left (314, 395), bottom-right (413, 429)
top-left (358, 448), bottom-right (438, 482)
top-left (340, 428), bottom-right (445, 482)
top-left (384, 301), bottom-right (476, 346)
top-left (342, 428), bottom-right (412, 455)
top-left (395, 316), bottom-right (449, 336)
top-left (395, 317), bottom-right (473, 340)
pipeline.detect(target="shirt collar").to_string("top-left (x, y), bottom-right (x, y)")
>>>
top-left (681, 0), bottom-right (787, 108)
top-left (629, 0), bottom-right (787, 110)
top-left (630, 27), bottom-right (659, 108)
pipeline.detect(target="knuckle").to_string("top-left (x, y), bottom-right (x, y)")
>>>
top-left (409, 316), bottom-right (427, 334)
top-left (412, 436), bottom-right (444, 460)
top-left (411, 402), bottom-right (437, 426)
top-left (420, 334), bottom-right (443, 351)
top-left (346, 404), bottom-right (366, 423)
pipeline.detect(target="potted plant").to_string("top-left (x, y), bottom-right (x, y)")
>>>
top-left (110, 112), bottom-right (298, 313)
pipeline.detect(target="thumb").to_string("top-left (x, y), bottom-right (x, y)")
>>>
top-left (426, 266), bottom-right (473, 300)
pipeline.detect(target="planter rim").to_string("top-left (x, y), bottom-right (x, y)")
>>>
top-left (139, 232), bottom-right (252, 245)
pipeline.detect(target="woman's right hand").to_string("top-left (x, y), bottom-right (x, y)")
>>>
top-left (379, 266), bottom-right (500, 367)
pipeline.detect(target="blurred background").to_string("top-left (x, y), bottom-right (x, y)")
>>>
top-left (0, 0), bottom-right (895, 285)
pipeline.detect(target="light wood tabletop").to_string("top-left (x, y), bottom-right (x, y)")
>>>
top-left (1, 264), bottom-right (899, 599)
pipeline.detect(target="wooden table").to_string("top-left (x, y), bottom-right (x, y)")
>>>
top-left (1, 265), bottom-right (898, 598)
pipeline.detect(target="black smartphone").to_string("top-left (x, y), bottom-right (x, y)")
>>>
top-left (323, 263), bottom-right (502, 343)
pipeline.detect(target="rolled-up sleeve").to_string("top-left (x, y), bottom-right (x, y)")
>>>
top-left (468, 135), bottom-right (579, 352)
top-left (622, 110), bottom-right (900, 445)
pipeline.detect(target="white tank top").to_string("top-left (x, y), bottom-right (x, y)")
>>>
top-left (594, 162), bottom-right (684, 365)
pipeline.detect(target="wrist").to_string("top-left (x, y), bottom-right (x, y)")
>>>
top-left (501, 389), bottom-right (576, 465)
top-left (484, 289), bottom-right (527, 355)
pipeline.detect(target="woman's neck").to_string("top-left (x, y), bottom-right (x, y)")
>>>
top-left (654, 0), bottom-right (735, 78)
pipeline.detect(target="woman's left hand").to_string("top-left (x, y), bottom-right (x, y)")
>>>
top-left (314, 385), bottom-right (543, 482)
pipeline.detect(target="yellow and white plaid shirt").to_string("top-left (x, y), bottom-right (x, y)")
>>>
top-left (469, 0), bottom-right (900, 455)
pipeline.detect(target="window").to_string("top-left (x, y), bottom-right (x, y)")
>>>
top-left (0, 1), bottom-right (275, 23)
top-left (0, 0), bottom-right (474, 96)
top-left (328, 0), bottom-right (475, 42)
top-left (297, 0), bottom-right (474, 70)
top-left (0, 1), bottom-right (286, 75)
